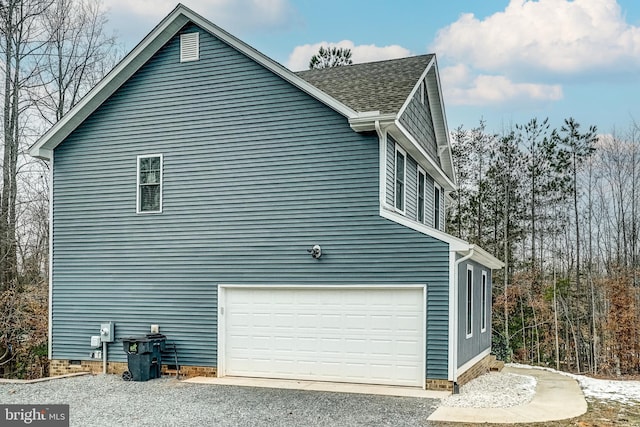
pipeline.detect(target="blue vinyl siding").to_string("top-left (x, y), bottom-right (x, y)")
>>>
top-left (386, 137), bottom-right (443, 230)
top-left (457, 259), bottom-right (492, 367)
top-left (399, 85), bottom-right (439, 165)
top-left (425, 174), bottom-right (435, 228)
top-left (386, 138), bottom-right (395, 206)
top-left (51, 24), bottom-right (451, 379)
top-left (406, 156), bottom-right (418, 219)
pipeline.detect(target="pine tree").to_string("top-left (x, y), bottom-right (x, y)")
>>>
top-left (309, 46), bottom-right (353, 69)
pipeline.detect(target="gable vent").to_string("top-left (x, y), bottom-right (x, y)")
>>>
top-left (180, 32), bottom-right (199, 62)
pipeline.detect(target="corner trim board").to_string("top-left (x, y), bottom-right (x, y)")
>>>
top-left (48, 156), bottom-right (54, 359)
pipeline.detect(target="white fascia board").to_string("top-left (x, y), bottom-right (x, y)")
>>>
top-left (29, 4), bottom-right (358, 160)
top-left (468, 245), bottom-right (505, 270)
top-left (30, 10), bottom-right (191, 160)
top-left (379, 207), bottom-right (504, 269)
top-left (379, 206), bottom-right (468, 251)
top-left (396, 56), bottom-right (435, 119)
top-left (393, 120), bottom-right (457, 192)
top-left (426, 59), bottom-right (457, 186)
top-left (349, 113), bottom-right (396, 132)
top-left (178, 6), bottom-right (358, 119)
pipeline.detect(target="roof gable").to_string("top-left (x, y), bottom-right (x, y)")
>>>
top-left (29, 3), bottom-right (358, 160)
top-left (28, 3), bottom-right (455, 188)
top-left (302, 55), bottom-right (457, 188)
top-left (296, 55), bottom-right (433, 115)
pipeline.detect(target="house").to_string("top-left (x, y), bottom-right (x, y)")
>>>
top-left (29, 4), bottom-right (503, 390)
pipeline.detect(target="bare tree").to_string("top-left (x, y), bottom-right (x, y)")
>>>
top-left (0, 0), bottom-right (52, 293)
top-left (35, 0), bottom-right (119, 124)
top-left (0, 0), bottom-right (119, 379)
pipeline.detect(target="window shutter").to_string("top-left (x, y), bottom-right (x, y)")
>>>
top-left (180, 32), bottom-right (199, 62)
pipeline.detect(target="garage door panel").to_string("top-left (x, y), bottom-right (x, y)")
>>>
top-left (222, 287), bottom-right (425, 387)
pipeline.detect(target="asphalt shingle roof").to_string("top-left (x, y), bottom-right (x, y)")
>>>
top-left (295, 54), bottom-right (434, 115)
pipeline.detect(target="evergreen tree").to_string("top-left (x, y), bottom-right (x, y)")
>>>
top-left (309, 46), bottom-right (353, 69)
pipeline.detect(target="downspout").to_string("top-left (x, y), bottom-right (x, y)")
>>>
top-left (451, 246), bottom-right (475, 393)
top-left (375, 120), bottom-right (388, 210)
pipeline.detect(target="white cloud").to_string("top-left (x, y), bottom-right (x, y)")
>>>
top-left (103, 0), bottom-right (297, 33)
top-left (286, 40), bottom-right (411, 71)
top-left (431, 0), bottom-right (640, 106)
top-left (433, 0), bottom-right (640, 76)
top-left (440, 65), bottom-right (563, 106)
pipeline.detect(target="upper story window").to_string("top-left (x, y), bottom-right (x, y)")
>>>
top-left (180, 32), bottom-right (199, 62)
top-left (434, 182), bottom-right (442, 230)
top-left (137, 154), bottom-right (163, 213)
top-left (466, 265), bottom-right (473, 338)
top-left (395, 145), bottom-right (406, 212)
top-left (417, 167), bottom-right (426, 223)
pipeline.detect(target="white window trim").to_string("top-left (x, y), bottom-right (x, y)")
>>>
top-left (137, 154), bottom-right (163, 214)
top-left (417, 166), bottom-right (426, 224)
top-left (466, 265), bottom-right (473, 339)
top-left (419, 81), bottom-right (425, 104)
top-left (433, 182), bottom-right (442, 230)
top-left (481, 270), bottom-right (488, 333)
top-left (394, 144), bottom-right (407, 214)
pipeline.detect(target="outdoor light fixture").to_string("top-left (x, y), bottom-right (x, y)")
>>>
top-left (307, 245), bottom-right (322, 259)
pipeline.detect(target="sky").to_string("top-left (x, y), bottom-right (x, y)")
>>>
top-left (100, 0), bottom-right (640, 135)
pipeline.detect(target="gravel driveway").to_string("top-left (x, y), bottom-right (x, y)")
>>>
top-left (0, 375), bottom-right (441, 427)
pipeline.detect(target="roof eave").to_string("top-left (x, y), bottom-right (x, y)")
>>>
top-left (29, 3), bottom-right (358, 160)
top-left (467, 245), bottom-right (505, 270)
top-left (349, 112), bottom-right (396, 132)
top-left (426, 57), bottom-right (457, 186)
top-left (393, 120), bottom-right (456, 192)
top-left (29, 7), bottom-right (191, 160)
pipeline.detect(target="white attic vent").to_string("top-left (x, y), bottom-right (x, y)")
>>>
top-left (180, 32), bottom-right (199, 62)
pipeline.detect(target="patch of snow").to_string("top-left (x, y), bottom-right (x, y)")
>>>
top-left (507, 363), bottom-right (640, 404)
top-left (442, 372), bottom-right (536, 408)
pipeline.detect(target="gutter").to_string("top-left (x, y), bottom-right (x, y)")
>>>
top-left (451, 247), bottom-right (475, 393)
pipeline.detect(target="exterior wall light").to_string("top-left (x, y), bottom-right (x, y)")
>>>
top-left (308, 245), bottom-right (322, 259)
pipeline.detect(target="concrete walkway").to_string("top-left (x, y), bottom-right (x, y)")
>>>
top-left (184, 375), bottom-right (450, 399)
top-left (185, 366), bottom-right (587, 424)
top-left (427, 366), bottom-right (588, 424)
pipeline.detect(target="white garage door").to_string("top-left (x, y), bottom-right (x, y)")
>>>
top-left (219, 286), bottom-right (425, 387)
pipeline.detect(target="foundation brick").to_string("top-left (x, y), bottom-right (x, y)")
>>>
top-left (457, 354), bottom-right (498, 387)
top-left (49, 359), bottom-right (216, 378)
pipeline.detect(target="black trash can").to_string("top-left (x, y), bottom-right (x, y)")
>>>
top-left (122, 334), bottom-right (167, 381)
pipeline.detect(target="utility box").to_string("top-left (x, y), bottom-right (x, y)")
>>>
top-left (100, 322), bottom-right (114, 343)
top-left (90, 336), bottom-right (101, 348)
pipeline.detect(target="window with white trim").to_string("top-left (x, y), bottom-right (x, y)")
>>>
top-left (395, 145), bottom-right (406, 212)
top-left (417, 167), bottom-right (426, 223)
top-left (466, 265), bottom-right (473, 338)
top-left (481, 271), bottom-right (488, 333)
top-left (434, 182), bottom-right (442, 230)
top-left (137, 154), bottom-right (163, 213)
